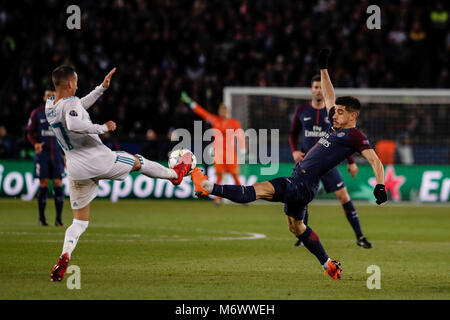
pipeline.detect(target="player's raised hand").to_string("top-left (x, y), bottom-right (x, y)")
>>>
top-left (105, 120), bottom-right (116, 132)
top-left (181, 91), bottom-right (197, 109)
top-left (347, 163), bottom-right (358, 178)
top-left (318, 49), bottom-right (330, 69)
top-left (102, 67), bottom-right (117, 89)
top-left (181, 91), bottom-right (193, 104)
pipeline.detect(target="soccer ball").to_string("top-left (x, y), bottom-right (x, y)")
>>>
top-left (168, 148), bottom-right (197, 173)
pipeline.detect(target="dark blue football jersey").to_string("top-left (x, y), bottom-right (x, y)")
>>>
top-left (290, 103), bottom-right (332, 153)
top-left (296, 107), bottom-right (372, 185)
top-left (27, 106), bottom-right (63, 161)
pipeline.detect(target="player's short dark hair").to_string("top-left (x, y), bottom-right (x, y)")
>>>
top-left (311, 74), bottom-right (321, 85)
top-left (335, 96), bottom-right (361, 113)
top-left (52, 65), bottom-right (76, 87)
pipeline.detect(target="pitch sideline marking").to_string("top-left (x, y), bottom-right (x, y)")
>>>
top-left (0, 230), bottom-right (266, 242)
top-left (2, 231), bottom-right (449, 245)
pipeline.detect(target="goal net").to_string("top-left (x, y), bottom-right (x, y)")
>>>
top-left (224, 87), bottom-right (450, 165)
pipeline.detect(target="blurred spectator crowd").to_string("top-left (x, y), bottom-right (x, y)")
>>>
top-left (0, 0), bottom-right (448, 161)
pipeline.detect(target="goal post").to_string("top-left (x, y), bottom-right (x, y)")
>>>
top-left (223, 87), bottom-right (450, 165)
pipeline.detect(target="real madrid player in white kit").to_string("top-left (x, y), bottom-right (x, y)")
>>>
top-left (47, 66), bottom-right (192, 281)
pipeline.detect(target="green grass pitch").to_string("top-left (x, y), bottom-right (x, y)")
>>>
top-left (0, 198), bottom-right (449, 300)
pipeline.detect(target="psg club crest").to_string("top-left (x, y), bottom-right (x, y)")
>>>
top-left (337, 132), bottom-right (345, 137)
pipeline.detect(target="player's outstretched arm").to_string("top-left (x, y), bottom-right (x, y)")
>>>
top-left (180, 91), bottom-right (198, 109)
top-left (102, 67), bottom-right (116, 89)
top-left (362, 149), bottom-right (387, 204)
top-left (180, 91), bottom-right (216, 123)
top-left (80, 67), bottom-right (116, 109)
top-left (66, 101), bottom-right (115, 134)
top-left (318, 49), bottom-right (335, 113)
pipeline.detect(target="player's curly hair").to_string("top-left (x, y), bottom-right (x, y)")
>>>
top-left (335, 96), bottom-right (361, 114)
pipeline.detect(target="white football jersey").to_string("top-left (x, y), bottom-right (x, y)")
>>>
top-left (45, 85), bottom-right (117, 180)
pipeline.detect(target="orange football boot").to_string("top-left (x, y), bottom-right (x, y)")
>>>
top-left (324, 259), bottom-right (342, 280)
top-left (190, 167), bottom-right (209, 198)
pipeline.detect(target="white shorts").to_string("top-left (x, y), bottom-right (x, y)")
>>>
top-left (69, 152), bottom-right (136, 209)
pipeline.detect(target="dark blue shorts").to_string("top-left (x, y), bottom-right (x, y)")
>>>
top-left (283, 203), bottom-right (309, 221)
top-left (34, 156), bottom-right (64, 179)
top-left (269, 171), bottom-right (318, 221)
top-left (321, 167), bottom-right (345, 193)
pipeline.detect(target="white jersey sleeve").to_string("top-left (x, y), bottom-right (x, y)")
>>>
top-left (45, 96), bottom-right (117, 180)
top-left (80, 84), bottom-right (106, 109)
top-left (66, 101), bottom-right (108, 134)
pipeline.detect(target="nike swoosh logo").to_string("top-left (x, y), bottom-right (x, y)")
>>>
top-left (337, 182), bottom-right (344, 187)
top-left (304, 117), bottom-right (312, 121)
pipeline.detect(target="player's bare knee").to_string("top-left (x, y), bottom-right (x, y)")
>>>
top-left (53, 179), bottom-right (63, 187)
top-left (253, 182), bottom-right (275, 200)
top-left (40, 179), bottom-right (49, 187)
top-left (286, 217), bottom-right (305, 236)
top-left (335, 188), bottom-right (350, 204)
top-left (288, 224), bottom-right (297, 235)
top-left (293, 220), bottom-right (306, 236)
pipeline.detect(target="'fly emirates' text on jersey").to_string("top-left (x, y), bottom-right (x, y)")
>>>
top-left (289, 103), bottom-right (331, 153)
top-left (296, 107), bottom-right (372, 185)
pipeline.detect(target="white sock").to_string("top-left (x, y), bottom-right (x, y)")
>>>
top-left (137, 155), bottom-right (177, 180)
top-left (62, 219), bottom-right (89, 258)
top-left (201, 180), bottom-right (214, 192)
top-left (322, 258), bottom-right (331, 270)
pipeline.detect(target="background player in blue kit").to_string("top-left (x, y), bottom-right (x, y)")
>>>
top-left (27, 89), bottom-right (65, 226)
top-left (191, 49), bottom-right (387, 280)
top-left (290, 75), bottom-right (372, 249)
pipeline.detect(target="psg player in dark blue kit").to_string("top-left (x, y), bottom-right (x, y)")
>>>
top-left (27, 89), bottom-right (65, 227)
top-left (191, 49), bottom-right (387, 280)
top-left (290, 75), bottom-right (372, 249)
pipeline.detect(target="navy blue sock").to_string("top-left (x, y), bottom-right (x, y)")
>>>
top-left (297, 226), bottom-right (329, 265)
top-left (54, 187), bottom-right (64, 222)
top-left (343, 201), bottom-right (363, 238)
top-left (211, 184), bottom-right (256, 203)
top-left (37, 187), bottom-right (48, 223)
